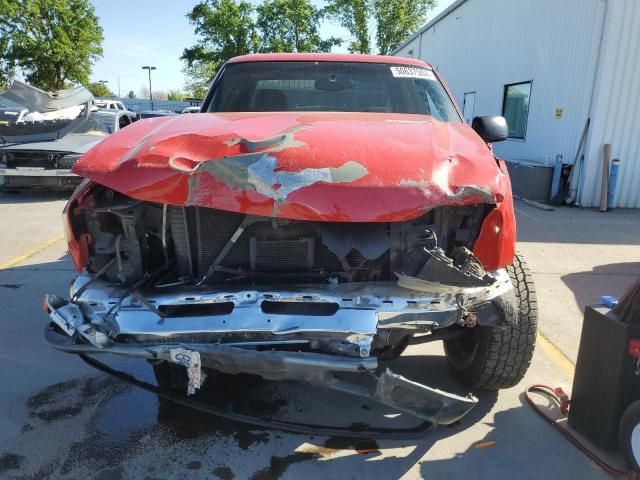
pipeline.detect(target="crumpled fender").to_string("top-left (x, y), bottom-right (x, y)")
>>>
top-left (472, 160), bottom-right (516, 270)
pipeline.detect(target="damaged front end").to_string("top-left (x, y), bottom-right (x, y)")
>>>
top-left (44, 181), bottom-right (519, 426)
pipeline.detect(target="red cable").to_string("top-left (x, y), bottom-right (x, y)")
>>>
top-left (524, 384), bottom-right (633, 478)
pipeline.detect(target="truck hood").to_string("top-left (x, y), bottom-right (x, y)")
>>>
top-left (74, 112), bottom-right (510, 222)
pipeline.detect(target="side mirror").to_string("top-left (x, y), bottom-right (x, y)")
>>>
top-left (472, 116), bottom-right (508, 143)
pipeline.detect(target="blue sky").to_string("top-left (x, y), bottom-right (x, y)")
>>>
top-left (90, 0), bottom-right (455, 96)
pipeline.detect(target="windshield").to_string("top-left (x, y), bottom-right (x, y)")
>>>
top-left (73, 112), bottom-right (116, 134)
top-left (208, 61), bottom-right (461, 122)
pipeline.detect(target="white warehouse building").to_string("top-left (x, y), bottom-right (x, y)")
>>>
top-left (393, 0), bottom-right (640, 208)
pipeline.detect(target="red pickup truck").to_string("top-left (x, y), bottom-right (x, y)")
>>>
top-left (44, 53), bottom-right (536, 426)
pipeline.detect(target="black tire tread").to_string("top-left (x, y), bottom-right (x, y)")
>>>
top-left (446, 253), bottom-right (538, 390)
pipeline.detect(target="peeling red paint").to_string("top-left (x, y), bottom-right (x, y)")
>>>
top-left (74, 112), bottom-right (510, 220)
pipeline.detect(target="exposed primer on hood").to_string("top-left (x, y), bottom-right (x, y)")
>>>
top-left (74, 112), bottom-right (511, 222)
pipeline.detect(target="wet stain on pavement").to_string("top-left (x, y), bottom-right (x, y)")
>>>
top-left (249, 452), bottom-right (317, 480)
top-left (26, 376), bottom-right (124, 423)
top-left (0, 452), bottom-right (25, 473)
top-left (213, 465), bottom-right (235, 479)
top-left (6, 360), bottom-right (394, 479)
top-left (93, 466), bottom-right (125, 480)
top-left (0, 283), bottom-right (22, 289)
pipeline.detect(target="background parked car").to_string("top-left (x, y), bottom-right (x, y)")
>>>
top-left (0, 108), bottom-right (137, 189)
top-left (181, 106), bottom-right (200, 114)
top-left (94, 99), bottom-right (127, 111)
top-left (138, 110), bottom-right (177, 119)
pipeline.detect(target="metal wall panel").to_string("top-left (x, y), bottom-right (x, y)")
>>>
top-left (580, 0), bottom-right (640, 208)
top-left (395, 0), bottom-right (640, 207)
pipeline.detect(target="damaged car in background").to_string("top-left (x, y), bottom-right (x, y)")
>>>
top-left (0, 81), bottom-right (137, 189)
top-left (44, 54), bottom-right (537, 428)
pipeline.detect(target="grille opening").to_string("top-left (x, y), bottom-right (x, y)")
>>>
top-left (261, 301), bottom-right (340, 316)
top-left (157, 302), bottom-right (234, 317)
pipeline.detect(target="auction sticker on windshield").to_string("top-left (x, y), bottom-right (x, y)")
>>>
top-left (390, 66), bottom-right (436, 80)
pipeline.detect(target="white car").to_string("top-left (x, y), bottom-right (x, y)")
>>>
top-left (94, 99), bottom-right (127, 111)
top-left (181, 106), bottom-right (201, 114)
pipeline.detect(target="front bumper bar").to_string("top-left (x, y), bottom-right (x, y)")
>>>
top-left (0, 168), bottom-right (76, 177)
top-left (45, 325), bottom-right (478, 425)
top-left (41, 273), bottom-right (512, 424)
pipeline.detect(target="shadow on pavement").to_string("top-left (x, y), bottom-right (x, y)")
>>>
top-left (562, 262), bottom-right (640, 311)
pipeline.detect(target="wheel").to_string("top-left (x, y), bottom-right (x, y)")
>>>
top-left (619, 400), bottom-right (640, 472)
top-left (443, 253), bottom-right (538, 390)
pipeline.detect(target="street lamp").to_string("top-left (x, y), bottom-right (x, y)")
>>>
top-left (142, 66), bottom-right (157, 110)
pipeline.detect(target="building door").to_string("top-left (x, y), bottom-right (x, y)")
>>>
top-left (463, 91), bottom-right (476, 124)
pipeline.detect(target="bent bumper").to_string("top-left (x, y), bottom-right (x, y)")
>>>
top-left (0, 168), bottom-right (77, 177)
top-left (45, 325), bottom-right (478, 424)
top-left (41, 273), bottom-right (513, 424)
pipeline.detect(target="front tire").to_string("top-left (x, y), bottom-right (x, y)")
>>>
top-left (444, 253), bottom-right (538, 390)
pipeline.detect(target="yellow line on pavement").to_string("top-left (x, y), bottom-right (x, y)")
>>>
top-left (537, 330), bottom-right (575, 378)
top-left (0, 234), bottom-right (65, 270)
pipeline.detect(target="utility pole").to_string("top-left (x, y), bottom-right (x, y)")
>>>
top-left (142, 66), bottom-right (157, 110)
top-left (117, 76), bottom-right (121, 98)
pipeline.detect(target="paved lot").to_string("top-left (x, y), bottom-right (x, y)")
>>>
top-left (0, 190), bottom-right (637, 480)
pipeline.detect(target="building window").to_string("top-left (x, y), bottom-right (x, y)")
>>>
top-left (502, 81), bottom-right (532, 139)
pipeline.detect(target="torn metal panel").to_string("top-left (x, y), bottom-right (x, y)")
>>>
top-left (45, 327), bottom-right (478, 424)
top-left (0, 80), bottom-right (93, 112)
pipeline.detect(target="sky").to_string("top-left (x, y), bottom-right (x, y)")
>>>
top-left (90, 0), bottom-right (456, 97)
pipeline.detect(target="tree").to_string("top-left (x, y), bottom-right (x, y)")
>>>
top-left (374, 0), bottom-right (435, 55)
top-left (152, 90), bottom-right (168, 100)
top-left (86, 82), bottom-right (114, 98)
top-left (139, 86), bottom-right (150, 99)
top-left (182, 62), bottom-right (216, 99)
top-left (0, 35), bottom-right (15, 90)
top-left (256, 0), bottom-right (340, 53)
top-left (0, 0), bottom-right (104, 91)
top-left (127, 90), bottom-right (136, 99)
top-left (325, 0), bottom-right (371, 54)
top-left (167, 90), bottom-right (183, 101)
top-left (325, 0), bottom-right (435, 54)
top-left (181, 0), bottom-right (341, 93)
top-left (182, 0), bottom-right (259, 79)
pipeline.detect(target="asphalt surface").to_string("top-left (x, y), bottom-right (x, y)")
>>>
top-left (0, 190), bottom-right (637, 480)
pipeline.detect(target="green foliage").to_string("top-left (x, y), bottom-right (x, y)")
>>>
top-left (0, 34), bottom-right (14, 90)
top-left (0, 0), bottom-right (104, 91)
top-left (127, 90), bottom-right (136, 99)
top-left (86, 81), bottom-right (114, 98)
top-left (182, 0), bottom-right (342, 92)
top-left (167, 90), bottom-right (183, 101)
top-left (182, 0), bottom-right (259, 75)
top-left (256, 0), bottom-right (340, 53)
top-left (373, 0), bottom-right (435, 55)
top-left (325, 0), bottom-right (435, 55)
top-left (325, 0), bottom-right (371, 54)
top-left (182, 61), bottom-right (217, 100)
